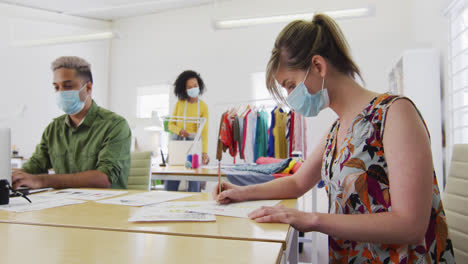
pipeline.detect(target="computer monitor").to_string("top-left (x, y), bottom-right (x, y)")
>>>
top-left (0, 128), bottom-right (11, 185)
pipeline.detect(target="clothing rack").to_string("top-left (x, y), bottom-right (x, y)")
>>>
top-left (213, 98), bottom-right (288, 109)
top-left (216, 101), bottom-right (306, 163)
top-left (213, 97), bottom-right (275, 105)
top-left (215, 98), bottom-right (312, 260)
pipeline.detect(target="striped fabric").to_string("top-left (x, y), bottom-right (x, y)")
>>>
top-left (127, 151), bottom-right (153, 190)
top-left (445, 144), bottom-right (468, 263)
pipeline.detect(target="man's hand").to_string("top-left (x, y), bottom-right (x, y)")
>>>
top-left (12, 170), bottom-right (45, 190)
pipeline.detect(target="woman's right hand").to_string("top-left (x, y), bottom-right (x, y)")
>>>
top-left (212, 181), bottom-right (246, 204)
top-left (179, 129), bottom-right (189, 138)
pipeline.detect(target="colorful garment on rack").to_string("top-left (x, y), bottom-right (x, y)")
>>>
top-left (243, 109), bottom-right (257, 163)
top-left (237, 116), bottom-right (245, 160)
top-left (322, 94), bottom-right (455, 264)
top-left (216, 112), bottom-right (228, 160)
top-left (218, 112), bottom-right (237, 158)
top-left (273, 107), bottom-right (288, 159)
top-left (289, 111), bottom-right (295, 157)
top-left (233, 116), bottom-right (241, 160)
top-left (267, 107), bottom-right (276, 157)
top-left (293, 112), bottom-right (307, 158)
top-left (241, 109), bottom-right (251, 160)
top-left (255, 110), bottom-right (269, 162)
top-left (285, 112), bottom-right (291, 157)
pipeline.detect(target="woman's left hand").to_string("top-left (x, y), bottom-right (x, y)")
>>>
top-left (202, 153), bottom-right (210, 165)
top-left (248, 205), bottom-right (317, 232)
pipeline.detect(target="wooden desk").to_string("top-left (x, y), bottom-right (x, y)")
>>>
top-left (0, 223), bottom-right (283, 264)
top-left (0, 191), bottom-right (295, 247)
top-left (152, 165), bottom-right (228, 182)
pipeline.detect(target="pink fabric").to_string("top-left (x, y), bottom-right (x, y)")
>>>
top-left (293, 112), bottom-right (307, 158)
top-left (256, 156), bottom-right (283, 165)
top-left (241, 109), bottom-right (251, 160)
top-left (272, 173), bottom-right (293, 178)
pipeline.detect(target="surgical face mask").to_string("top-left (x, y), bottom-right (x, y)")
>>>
top-left (187, 87), bottom-right (200, 98)
top-left (286, 68), bottom-right (329, 117)
top-left (56, 83), bottom-right (89, 115)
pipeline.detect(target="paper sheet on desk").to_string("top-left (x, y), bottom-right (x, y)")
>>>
top-left (154, 200), bottom-right (281, 218)
top-left (0, 196), bottom-right (86, 213)
top-left (129, 203), bottom-right (216, 222)
top-left (34, 189), bottom-right (128, 201)
top-left (96, 191), bottom-right (195, 206)
top-left (201, 165), bottom-right (238, 170)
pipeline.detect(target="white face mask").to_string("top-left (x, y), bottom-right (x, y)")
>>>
top-left (187, 87), bottom-right (200, 98)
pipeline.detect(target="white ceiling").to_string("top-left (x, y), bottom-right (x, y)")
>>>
top-left (0, 0), bottom-right (224, 21)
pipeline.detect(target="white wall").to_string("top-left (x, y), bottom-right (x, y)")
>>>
top-left (109, 0), bottom-right (421, 162)
top-left (410, 0), bottom-right (452, 175)
top-left (0, 6), bottom-right (112, 158)
top-left (0, 0), bottom-right (450, 164)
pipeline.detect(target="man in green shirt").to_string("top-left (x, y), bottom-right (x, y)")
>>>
top-left (12, 56), bottom-right (131, 190)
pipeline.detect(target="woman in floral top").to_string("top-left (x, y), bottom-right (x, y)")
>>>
top-left (213, 13), bottom-right (455, 264)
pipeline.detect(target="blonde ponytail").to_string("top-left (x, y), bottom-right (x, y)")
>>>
top-left (266, 13), bottom-right (362, 104)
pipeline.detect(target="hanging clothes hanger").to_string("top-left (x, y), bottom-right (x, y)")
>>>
top-left (233, 106), bottom-right (240, 117)
top-left (240, 105), bottom-right (251, 118)
top-left (227, 107), bottom-right (235, 118)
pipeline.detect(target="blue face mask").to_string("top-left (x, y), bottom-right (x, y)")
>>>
top-left (286, 69), bottom-right (329, 117)
top-left (56, 83), bottom-right (89, 115)
top-left (187, 87), bottom-right (200, 98)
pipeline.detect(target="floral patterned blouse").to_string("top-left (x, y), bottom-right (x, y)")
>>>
top-left (322, 94), bottom-right (455, 264)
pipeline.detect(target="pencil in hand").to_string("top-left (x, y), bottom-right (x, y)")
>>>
top-left (218, 160), bottom-right (221, 194)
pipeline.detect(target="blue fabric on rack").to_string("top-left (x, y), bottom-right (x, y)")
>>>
top-left (229, 158), bottom-right (292, 174)
top-left (267, 106), bottom-right (277, 157)
top-left (223, 169), bottom-right (275, 186)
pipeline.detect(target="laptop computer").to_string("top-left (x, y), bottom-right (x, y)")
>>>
top-left (0, 128), bottom-right (11, 186)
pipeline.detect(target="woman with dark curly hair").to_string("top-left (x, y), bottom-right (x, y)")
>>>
top-left (166, 70), bottom-right (209, 192)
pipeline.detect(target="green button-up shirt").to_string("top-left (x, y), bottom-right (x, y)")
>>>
top-left (22, 101), bottom-right (131, 189)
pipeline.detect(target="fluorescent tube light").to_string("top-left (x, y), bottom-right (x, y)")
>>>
top-left (10, 31), bottom-right (117, 47)
top-left (214, 6), bottom-right (374, 29)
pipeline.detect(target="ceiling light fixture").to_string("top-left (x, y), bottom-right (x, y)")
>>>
top-left (213, 6), bottom-right (375, 29)
top-left (10, 31), bottom-right (118, 47)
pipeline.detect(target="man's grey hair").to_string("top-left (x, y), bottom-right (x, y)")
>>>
top-left (51, 56), bottom-right (93, 84)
